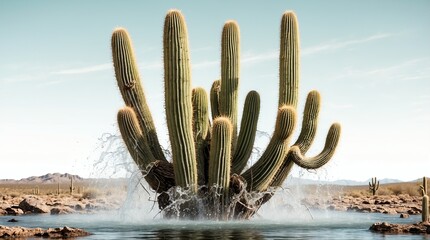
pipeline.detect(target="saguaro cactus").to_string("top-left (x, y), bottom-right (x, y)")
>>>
top-left (369, 177), bottom-right (379, 196)
top-left (112, 10), bottom-right (341, 220)
top-left (421, 177), bottom-right (429, 222)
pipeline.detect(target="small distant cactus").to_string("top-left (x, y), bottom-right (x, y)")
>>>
top-left (420, 177), bottom-right (429, 222)
top-left (369, 177), bottom-right (379, 196)
top-left (69, 177), bottom-right (75, 195)
top-left (32, 186), bottom-right (39, 195)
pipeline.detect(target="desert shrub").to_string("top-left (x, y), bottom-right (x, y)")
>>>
top-left (9, 192), bottom-right (21, 198)
top-left (376, 187), bottom-right (393, 196)
top-left (388, 183), bottom-right (420, 196)
top-left (82, 189), bottom-right (100, 199)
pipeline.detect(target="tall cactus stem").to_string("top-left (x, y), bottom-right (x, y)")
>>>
top-left (220, 21), bottom-right (240, 151)
top-left (111, 28), bottom-right (166, 161)
top-left (231, 91), bottom-right (260, 174)
top-left (208, 117), bottom-right (233, 211)
top-left (278, 11), bottom-right (300, 108)
top-left (163, 10), bottom-right (197, 192)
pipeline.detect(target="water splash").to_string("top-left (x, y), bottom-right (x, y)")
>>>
top-left (88, 130), bottom-right (337, 222)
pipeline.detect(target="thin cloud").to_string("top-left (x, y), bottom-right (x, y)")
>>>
top-left (302, 33), bottom-right (392, 56)
top-left (333, 58), bottom-right (430, 82)
top-left (51, 63), bottom-right (112, 75)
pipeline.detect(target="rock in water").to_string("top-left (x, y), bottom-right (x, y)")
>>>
top-left (370, 222), bottom-right (430, 234)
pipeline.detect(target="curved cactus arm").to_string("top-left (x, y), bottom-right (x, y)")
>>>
top-left (111, 28), bottom-right (166, 162)
top-left (231, 91), bottom-right (260, 174)
top-left (289, 123), bottom-right (341, 169)
top-left (210, 79), bottom-right (221, 120)
top-left (192, 87), bottom-right (210, 185)
top-left (117, 107), bottom-right (156, 168)
top-left (208, 117), bottom-right (232, 208)
top-left (219, 21), bottom-right (240, 151)
top-left (278, 11), bottom-right (300, 108)
top-left (163, 10), bottom-right (197, 191)
top-left (241, 106), bottom-right (296, 191)
top-left (270, 90), bottom-right (321, 187)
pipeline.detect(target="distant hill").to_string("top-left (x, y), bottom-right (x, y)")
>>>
top-left (0, 173), bottom-right (83, 184)
top-left (286, 177), bottom-right (403, 186)
top-left (0, 173), bottom-right (420, 186)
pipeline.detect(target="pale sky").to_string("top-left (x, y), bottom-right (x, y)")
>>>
top-left (1, 1), bottom-right (429, 181)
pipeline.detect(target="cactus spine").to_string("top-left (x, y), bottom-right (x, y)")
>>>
top-left (368, 177), bottom-right (380, 196)
top-left (421, 177), bottom-right (429, 222)
top-left (163, 10), bottom-right (197, 192)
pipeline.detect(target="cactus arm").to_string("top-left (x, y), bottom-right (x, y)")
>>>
top-left (219, 21), bottom-right (240, 151)
top-left (111, 28), bottom-right (166, 162)
top-left (208, 117), bottom-right (232, 207)
top-left (278, 11), bottom-right (299, 108)
top-left (210, 79), bottom-right (221, 120)
top-left (117, 107), bottom-right (156, 168)
top-left (270, 90), bottom-right (321, 187)
top-left (292, 90), bottom-right (320, 151)
top-left (192, 88), bottom-right (210, 141)
top-left (289, 123), bottom-right (341, 169)
top-left (241, 106), bottom-right (296, 191)
top-left (163, 10), bottom-right (197, 191)
top-left (231, 91), bottom-right (260, 174)
top-left (192, 87), bottom-right (210, 185)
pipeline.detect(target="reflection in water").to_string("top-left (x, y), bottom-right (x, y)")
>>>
top-left (154, 228), bottom-right (263, 240)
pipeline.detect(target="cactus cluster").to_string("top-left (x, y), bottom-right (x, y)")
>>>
top-left (369, 177), bottom-right (379, 196)
top-left (421, 177), bottom-right (429, 222)
top-left (112, 10), bottom-right (341, 219)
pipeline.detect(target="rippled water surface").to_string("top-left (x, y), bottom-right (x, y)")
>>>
top-left (1, 210), bottom-right (428, 239)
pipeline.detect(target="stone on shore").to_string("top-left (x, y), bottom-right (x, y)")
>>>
top-left (0, 225), bottom-right (90, 238)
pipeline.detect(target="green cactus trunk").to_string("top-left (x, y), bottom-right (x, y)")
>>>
top-left (163, 10), bottom-right (197, 192)
top-left (278, 11), bottom-right (299, 108)
top-left (220, 21), bottom-right (240, 152)
top-left (208, 117), bottom-right (232, 218)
